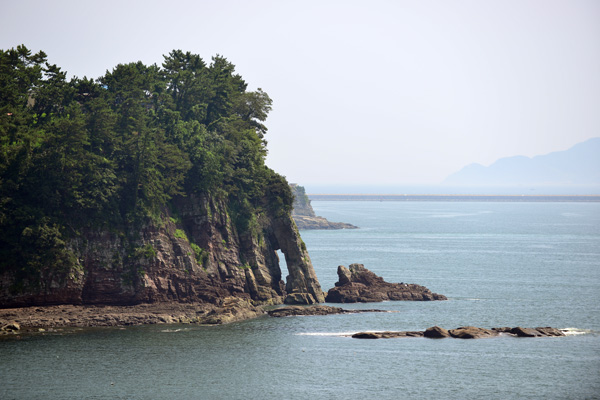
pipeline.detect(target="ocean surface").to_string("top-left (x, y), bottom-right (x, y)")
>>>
top-left (2, 200), bottom-right (599, 399)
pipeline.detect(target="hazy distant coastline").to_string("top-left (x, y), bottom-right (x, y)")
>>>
top-left (442, 137), bottom-right (600, 188)
top-left (308, 194), bottom-right (600, 202)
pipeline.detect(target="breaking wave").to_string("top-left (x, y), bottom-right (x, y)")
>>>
top-left (295, 332), bottom-right (357, 337)
top-left (561, 328), bottom-right (595, 336)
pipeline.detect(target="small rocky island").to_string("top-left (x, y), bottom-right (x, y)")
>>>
top-left (291, 184), bottom-right (357, 230)
top-left (352, 326), bottom-right (566, 339)
top-left (325, 264), bottom-right (447, 302)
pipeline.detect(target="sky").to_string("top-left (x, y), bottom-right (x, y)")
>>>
top-left (2, 0), bottom-right (599, 190)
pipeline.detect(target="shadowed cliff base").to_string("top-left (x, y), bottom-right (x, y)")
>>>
top-left (1, 193), bottom-right (324, 311)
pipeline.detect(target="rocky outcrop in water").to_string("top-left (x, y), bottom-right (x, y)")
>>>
top-left (325, 264), bottom-right (447, 303)
top-left (291, 184), bottom-right (357, 230)
top-left (0, 194), bottom-right (325, 309)
top-left (352, 326), bottom-right (566, 339)
top-left (267, 305), bottom-right (389, 317)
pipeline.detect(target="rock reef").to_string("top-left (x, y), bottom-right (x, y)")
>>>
top-left (352, 326), bottom-right (566, 339)
top-left (267, 305), bottom-right (389, 317)
top-left (0, 297), bottom-right (266, 334)
top-left (325, 264), bottom-right (447, 303)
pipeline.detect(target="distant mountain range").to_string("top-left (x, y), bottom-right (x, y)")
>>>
top-left (442, 137), bottom-right (600, 187)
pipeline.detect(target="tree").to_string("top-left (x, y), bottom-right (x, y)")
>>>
top-left (233, 88), bottom-right (272, 138)
top-left (0, 45), bottom-right (288, 290)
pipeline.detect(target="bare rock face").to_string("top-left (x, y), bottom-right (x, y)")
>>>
top-left (448, 326), bottom-right (498, 339)
top-left (269, 211), bottom-right (325, 304)
top-left (0, 194), bottom-right (324, 308)
top-left (509, 326), bottom-right (565, 337)
top-left (325, 264), bottom-right (447, 303)
top-left (424, 325), bottom-right (450, 338)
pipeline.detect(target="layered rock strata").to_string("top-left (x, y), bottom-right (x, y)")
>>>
top-left (325, 264), bottom-right (447, 303)
top-left (0, 194), bottom-right (325, 310)
top-left (352, 326), bottom-right (566, 339)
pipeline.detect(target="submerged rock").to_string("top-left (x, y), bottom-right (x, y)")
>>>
top-left (325, 264), bottom-right (447, 303)
top-left (352, 331), bottom-right (424, 339)
top-left (267, 305), bottom-right (388, 317)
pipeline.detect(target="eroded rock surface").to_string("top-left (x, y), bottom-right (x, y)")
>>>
top-left (0, 298), bottom-right (265, 332)
top-left (325, 264), bottom-right (447, 303)
top-left (0, 194), bottom-right (324, 311)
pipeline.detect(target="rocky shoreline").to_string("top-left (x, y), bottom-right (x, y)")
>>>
top-left (0, 297), bottom-right (265, 336)
top-left (1, 302), bottom-right (569, 343)
top-left (292, 215), bottom-right (358, 230)
top-left (0, 303), bottom-right (390, 335)
top-left (0, 264), bottom-right (449, 336)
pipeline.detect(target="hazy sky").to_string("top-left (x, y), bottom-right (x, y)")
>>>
top-left (2, 0), bottom-right (599, 187)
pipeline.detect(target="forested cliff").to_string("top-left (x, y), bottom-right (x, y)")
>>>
top-left (0, 45), bottom-right (324, 307)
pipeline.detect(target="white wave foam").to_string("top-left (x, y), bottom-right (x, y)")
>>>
top-left (561, 328), bottom-right (593, 336)
top-left (296, 332), bottom-right (357, 337)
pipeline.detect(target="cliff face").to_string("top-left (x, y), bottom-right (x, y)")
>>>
top-left (291, 184), bottom-right (357, 230)
top-left (0, 194), bottom-right (325, 308)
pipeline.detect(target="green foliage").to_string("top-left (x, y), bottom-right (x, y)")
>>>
top-left (190, 242), bottom-right (209, 268)
top-left (0, 45), bottom-right (291, 286)
top-left (174, 229), bottom-right (188, 241)
top-left (265, 170), bottom-right (294, 216)
top-left (133, 244), bottom-right (157, 260)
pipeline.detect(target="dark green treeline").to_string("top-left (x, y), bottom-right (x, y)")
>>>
top-left (0, 45), bottom-right (292, 287)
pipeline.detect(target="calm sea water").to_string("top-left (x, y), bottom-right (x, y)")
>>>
top-left (2, 201), bottom-right (599, 399)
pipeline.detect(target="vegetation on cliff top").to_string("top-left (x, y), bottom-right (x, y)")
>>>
top-left (0, 45), bottom-right (293, 287)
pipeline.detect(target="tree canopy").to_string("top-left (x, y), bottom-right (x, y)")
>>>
top-left (0, 45), bottom-right (289, 286)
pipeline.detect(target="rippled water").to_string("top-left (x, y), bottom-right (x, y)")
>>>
top-left (1, 201), bottom-right (599, 399)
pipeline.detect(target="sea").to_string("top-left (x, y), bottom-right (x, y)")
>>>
top-left (1, 200), bottom-right (599, 399)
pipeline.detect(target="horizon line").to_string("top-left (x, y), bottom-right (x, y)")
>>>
top-left (307, 193), bottom-right (600, 196)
